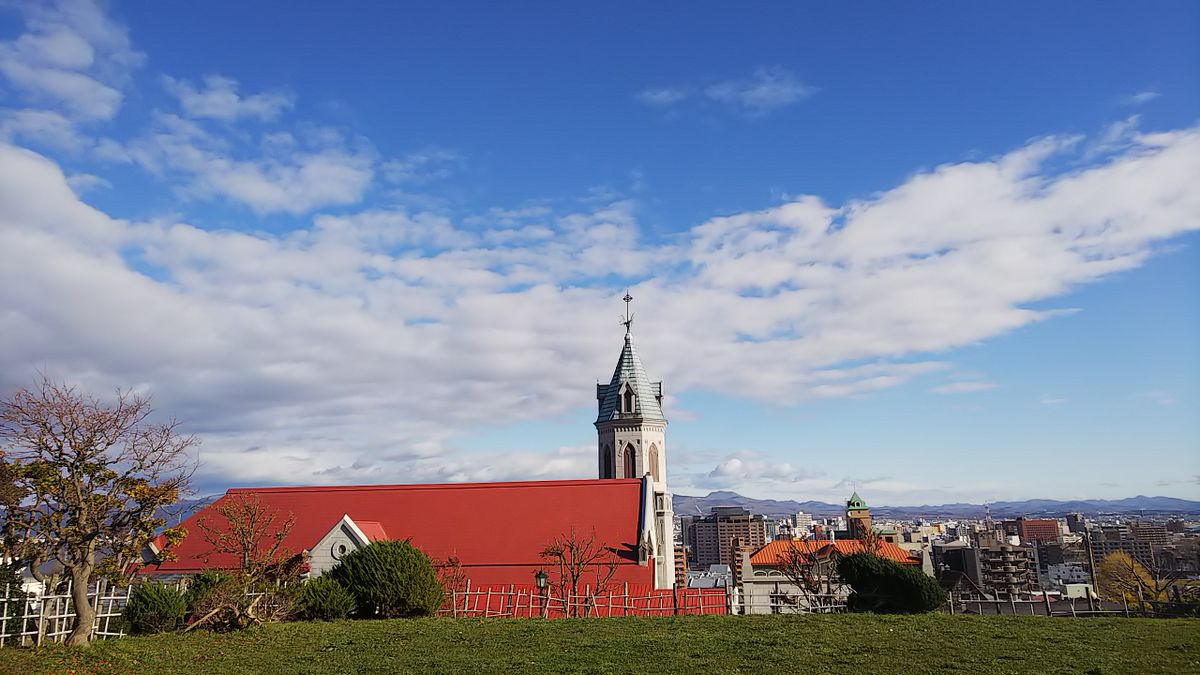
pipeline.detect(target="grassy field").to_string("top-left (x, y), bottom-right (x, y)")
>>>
top-left (0, 614), bottom-right (1196, 674)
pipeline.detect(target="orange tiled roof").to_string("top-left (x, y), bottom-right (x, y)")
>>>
top-left (750, 538), bottom-right (919, 566)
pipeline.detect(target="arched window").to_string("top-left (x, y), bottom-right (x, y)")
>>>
top-left (648, 444), bottom-right (660, 482)
top-left (623, 444), bottom-right (638, 479)
top-left (601, 444), bottom-right (614, 479)
top-left (622, 385), bottom-right (635, 413)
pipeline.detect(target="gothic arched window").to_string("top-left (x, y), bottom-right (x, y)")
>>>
top-left (648, 443), bottom-right (660, 482)
top-left (622, 385), bottom-right (635, 414)
top-left (623, 444), bottom-right (638, 479)
top-left (602, 444), bottom-right (614, 479)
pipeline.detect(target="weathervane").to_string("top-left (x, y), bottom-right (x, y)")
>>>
top-left (621, 291), bottom-right (634, 334)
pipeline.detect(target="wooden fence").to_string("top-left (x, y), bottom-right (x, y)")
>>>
top-left (945, 592), bottom-right (1196, 618)
top-left (447, 583), bottom-right (729, 618)
top-left (0, 581), bottom-right (134, 647)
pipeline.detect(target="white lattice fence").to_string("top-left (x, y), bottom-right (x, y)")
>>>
top-left (0, 581), bottom-right (135, 647)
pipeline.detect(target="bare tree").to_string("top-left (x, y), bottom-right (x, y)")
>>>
top-left (0, 378), bottom-right (195, 647)
top-left (196, 493), bottom-right (297, 584)
top-left (540, 527), bottom-right (620, 617)
top-left (775, 542), bottom-right (841, 612)
top-left (435, 555), bottom-right (468, 605)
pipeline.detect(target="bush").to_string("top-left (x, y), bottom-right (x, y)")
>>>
top-left (123, 582), bottom-right (188, 634)
top-left (0, 562), bottom-right (30, 633)
top-left (837, 552), bottom-right (945, 614)
top-left (187, 576), bottom-right (296, 631)
top-left (297, 575), bottom-right (355, 621)
top-left (329, 540), bottom-right (445, 618)
top-left (184, 569), bottom-right (227, 617)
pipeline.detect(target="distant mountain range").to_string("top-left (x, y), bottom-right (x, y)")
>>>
top-left (672, 491), bottom-right (1200, 519)
top-left (166, 490), bottom-right (1200, 526)
top-left (156, 496), bottom-right (217, 526)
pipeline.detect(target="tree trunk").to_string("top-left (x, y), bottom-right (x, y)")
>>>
top-left (65, 565), bottom-right (95, 647)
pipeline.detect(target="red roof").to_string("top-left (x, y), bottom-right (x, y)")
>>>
top-left (355, 520), bottom-right (388, 542)
top-left (750, 539), bottom-right (919, 566)
top-left (149, 478), bottom-right (654, 587)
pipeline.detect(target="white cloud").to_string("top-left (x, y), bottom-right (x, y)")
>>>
top-left (122, 113), bottom-right (376, 214)
top-left (65, 171), bottom-right (110, 194)
top-left (1040, 395), bottom-right (1068, 405)
top-left (1121, 91), bottom-right (1161, 106)
top-left (2, 120), bottom-right (1198, 490)
top-left (0, 108), bottom-right (87, 150)
top-left (635, 86), bottom-right (689, 107)
top-left (637, 68), bottom-right (816, 116)
top-left (931, 381), bottom-right (998, 394)
top-left (381, 148), bottom-right (462, 184)
top-left (163, 75), bottom-right (294, 121)
top-left (704, 67), bottom-right (817, 115)
top-left (698, 455), bottom-right (823, 487)
top-left (1136, 389), bottom-right (1176, 406)
top-left (0, 0), bottom-right (143, 121)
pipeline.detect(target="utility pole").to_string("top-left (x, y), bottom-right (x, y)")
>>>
top-left (1084, 527), bottom-right (1100, 610)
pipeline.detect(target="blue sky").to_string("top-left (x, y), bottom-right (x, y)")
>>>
top-left (0, 1), bottom-right (1197, 503)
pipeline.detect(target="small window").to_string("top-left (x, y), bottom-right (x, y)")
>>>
top-left (622, 386), bottom-right (635, 413)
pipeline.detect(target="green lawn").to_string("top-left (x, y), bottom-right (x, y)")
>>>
top-left (1, 614), bottom-right (1196, 674)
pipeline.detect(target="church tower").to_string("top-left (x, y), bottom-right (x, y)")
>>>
top-left (595, 293), bottom-right (675, 588)
top-left (846, 492), bottom-right (872, 540)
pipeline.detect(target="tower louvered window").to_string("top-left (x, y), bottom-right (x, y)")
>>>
top-left (623, 444), bottom-right (638, 479)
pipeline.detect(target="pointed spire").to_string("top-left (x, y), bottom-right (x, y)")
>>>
top-left (596, 293), bottom-right (664, 423)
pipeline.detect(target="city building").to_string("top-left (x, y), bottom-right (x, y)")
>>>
top-left (1066, 512), bottom-right (1086, 533)
top-left (740, 538), bottom-right (921, 614)
top-left (794, 511), bottom-right (813, 531)
top-left (1016, 517), bottom-right (1062, 543)
top-left (691, 506), bottom-right (768, 570)
top-left (978, 543), bottom-right (1037, 599)
top-left (1089, 535), bottom-right (1152, 566)
top-left (1129, 522), bottom-right (1170, 546)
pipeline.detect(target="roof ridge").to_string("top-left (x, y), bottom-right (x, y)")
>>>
top-left (225, 478), bottom-right (643, 494)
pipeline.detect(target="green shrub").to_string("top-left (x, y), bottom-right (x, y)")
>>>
top-left (0, 562), bottom-right (30, 633)
top-left (123, 582), bottom-right (188, 634)
top-left (837, 551), bottom-right (945, 614)
top-left (184, 570), bottom-right (227, 616)
top-left (329, 540), bottom-right (445, 618)
top-left (297, 576), bottom-right (355, 621)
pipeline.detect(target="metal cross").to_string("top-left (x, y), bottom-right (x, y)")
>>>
top-left (621, 291), bottom-right (634, 333)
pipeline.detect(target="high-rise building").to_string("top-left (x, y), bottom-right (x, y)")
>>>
top-left (1016, 517), bottom-right (1062, 543)
top-left (1065, 512), bottom-right (1086, 533)
top-left (794, 511), bottom-right (813, 531)
top-left (1129, 522), bottom-right (1169, 546)
top-left (979, 543), bottom-right (1037, 599)
top-left (691, 506), bottom-right (768, 569)
top-left (1090, 526), bottom-right (1155, 568)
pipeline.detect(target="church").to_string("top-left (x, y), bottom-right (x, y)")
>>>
top-left (147, 297), bottom-right (678, 589)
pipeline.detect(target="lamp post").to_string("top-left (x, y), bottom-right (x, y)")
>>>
top-left (534, 569), bottom-right (549, 618)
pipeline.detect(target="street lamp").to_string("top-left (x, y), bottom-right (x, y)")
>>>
top-left (534, 569), bottom-right (549, 618)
